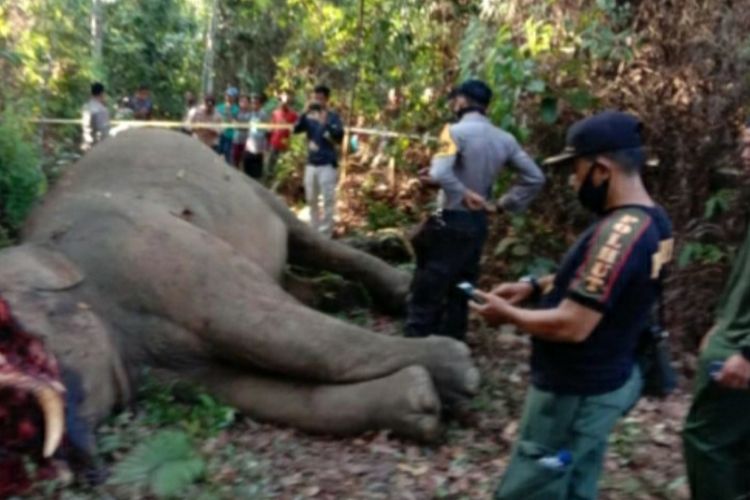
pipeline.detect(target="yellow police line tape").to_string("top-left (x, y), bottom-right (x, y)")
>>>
top-left (33, 118), bottom-right (438, 143)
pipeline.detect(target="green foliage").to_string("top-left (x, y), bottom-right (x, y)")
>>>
top-left (3, 0), bottom-right (96, 120)
top-left (704, 189), bottom-right (735, 219)
top-left (109, 430), bottom-right (205, 498)
top-left (271, 135), bottom-right (307, 196)
top-left (579, 0), bottom-right (636, 61)
top-left (677, 242), bottom-right (728, 268)
top-left (103, 0), bottom-right (203, 117)
top-left (138, 375), bottom-right (236, 438)
top-left (366, 200), bottom-right (411, 231)
top-left (493, 214), bottom-right (564, 276)
top-left (216, 0), bottom-right (290, 93)
top-left (677, 189), bottom-right (738, 267)
top-left (0, 109), bottom-right (45, 244)
top-left (458, 0), bottom-right (636, 138)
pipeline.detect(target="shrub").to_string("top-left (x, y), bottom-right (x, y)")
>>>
top-left (0, 109), bottom-right (45, 246)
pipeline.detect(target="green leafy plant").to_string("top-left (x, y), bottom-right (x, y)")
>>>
top-left (366, 200), bottom-right (411, 231)
top-left (109, 430), bottom-right (205, 498)
top-left (0, 109), bottom-right (46, 246)
top-left (677, 242), bottom-right (728, 267)
top-left (139, 375), bottom-right (236, 438)
top-left (493, 214), bottom-right (564, 276)
top-left (704, 189), bottom-right (735, 219)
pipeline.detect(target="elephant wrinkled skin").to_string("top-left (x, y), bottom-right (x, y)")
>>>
top-left (0, 129), bottom-right (479, 453)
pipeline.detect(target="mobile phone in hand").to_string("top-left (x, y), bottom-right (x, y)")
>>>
top-left (709, 361), bottom-right (724, 380)
top-left (708, 360), bottom-right (750, 388)
top-left (457, 282), bottom-right (485, 304)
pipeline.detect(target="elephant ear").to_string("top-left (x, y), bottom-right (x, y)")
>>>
top-left (0, 244), bottom-right (84, 292)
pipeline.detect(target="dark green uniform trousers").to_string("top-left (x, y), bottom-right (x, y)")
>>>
top-left (495, 369), bottom-right (642, 500)
top-left (683, 332), bottom-right (750, 500)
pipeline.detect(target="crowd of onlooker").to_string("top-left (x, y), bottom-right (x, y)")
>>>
top-left (82, 82), bottom-right (344, 237)
top-left (184, 87), bottom-right (299, 181)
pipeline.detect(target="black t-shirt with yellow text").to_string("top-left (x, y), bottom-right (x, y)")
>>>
top-left (533, 205), bottom-right (674, 395)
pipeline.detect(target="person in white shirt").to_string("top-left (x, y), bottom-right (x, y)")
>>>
top-left (81, 82), bottom-right (110, 152)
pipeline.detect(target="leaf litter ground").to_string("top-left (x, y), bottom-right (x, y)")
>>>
top-left (45, 311), bottom-right (691, 499)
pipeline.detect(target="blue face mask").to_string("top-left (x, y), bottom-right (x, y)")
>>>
top-left (577, 163), bottom-right (610, 215)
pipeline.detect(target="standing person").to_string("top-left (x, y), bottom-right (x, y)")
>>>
top-left (188, 95), bottom-right (222, 153)
top-left (184, 91), bottom-right (197, 113)
top-left (268, 90), bottom-right (299, 177)
top-left (81, 82), bottom-right (110, 152)
top-left (217, 86), bottom-right (240, 163)
top-left (471, 111), bottom-right (674, 500)
top-left (181, 91), bottom-right (198, 135)
top-left (231, 94), bottom-right (252, 168)
top-left (404, 79), bottom-right (545, 341)
top-left (683, 120), bottom-right (750, 500)
top-left (242, 93), bottom-right (269, 180)
top-left (130, 84), bottom-right (153, 120)
top-left (293, 85), bottom-right (344, 237)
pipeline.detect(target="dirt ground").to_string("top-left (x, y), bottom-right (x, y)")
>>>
top-left (212, 315), bottom-right (692, 500)
top-left (42, 311), bottom-right (691, 500)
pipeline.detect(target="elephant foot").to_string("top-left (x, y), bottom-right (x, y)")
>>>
top-left (418, 336), bottom-right (480, 410)
top-left (194, 364), bottom-right (442, 441)
top-left (371, 365), bottom-right (441, 442)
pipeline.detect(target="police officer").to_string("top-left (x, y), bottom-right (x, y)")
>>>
top-left (405, 79), bottom-right (545, 341)
top-left (471, 111), bottom-right (674, 499)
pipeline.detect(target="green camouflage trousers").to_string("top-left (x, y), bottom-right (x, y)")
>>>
top-left (495, 369), bottom-right (642, 500)
top-left (683, 332), bottom-right (750, 500)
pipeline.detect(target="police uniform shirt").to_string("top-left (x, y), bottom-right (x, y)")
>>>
top-left (428, 112), bottom-right (545, 213)
top-left (533, 205), bottom-right (674, 395)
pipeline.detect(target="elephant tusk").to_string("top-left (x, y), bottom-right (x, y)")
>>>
top-left (0, 372), bottom-right (66, 458)
top-left (36, 384), bottom-right (65, 458)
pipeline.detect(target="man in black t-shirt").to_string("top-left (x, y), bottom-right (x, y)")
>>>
top-left (471, 111), bottom-right (674, 500)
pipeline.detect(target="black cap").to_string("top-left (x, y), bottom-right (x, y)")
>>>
top-left (544, 111), bottom-right (644, 166)
top-left (449, 79), bottom-right (493, 107)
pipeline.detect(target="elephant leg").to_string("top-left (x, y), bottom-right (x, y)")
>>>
top-left (191, 364), bottom-right (442, 441)
top-left (212, 297), bottom-right (480, 408)
top-left (108, 213), bottom-right (479, 407)
top-left (248, 181), bottom-right (411, 313)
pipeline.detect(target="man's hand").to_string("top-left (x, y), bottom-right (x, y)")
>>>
top-left (418, 167), bottom-right (439, 187)
top-left (469, 290), bottom-right (513, 327)
top-left (715, 353), bottom-right (750, 390)
top-left (463, 190), bottom-right (487, 211)
top-left (490, 282), bottom-right (534, 305)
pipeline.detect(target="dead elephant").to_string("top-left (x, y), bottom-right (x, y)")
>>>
top-left (0, 128), bottom-right (479, 462)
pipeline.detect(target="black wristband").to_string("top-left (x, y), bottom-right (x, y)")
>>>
top-left (741, 346), bottom-right (750, 362)
top-left (520, 275), bottom-right (541, 302)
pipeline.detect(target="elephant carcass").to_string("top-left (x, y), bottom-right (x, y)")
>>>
top-left (0, 129), bottom-right (479, 459)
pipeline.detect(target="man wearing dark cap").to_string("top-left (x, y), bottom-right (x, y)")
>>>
top-left (683, 120), bottom-right (750, 500)
top-left (471, 111), bottom-right (674, 499)
top-left (405, 79), bottom-right (545, 341)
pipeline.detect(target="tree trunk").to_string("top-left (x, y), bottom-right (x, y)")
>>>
top-left (90, 0), bottom-right (103, 73)
top-left (201, 0), bottom-right (219, 96)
